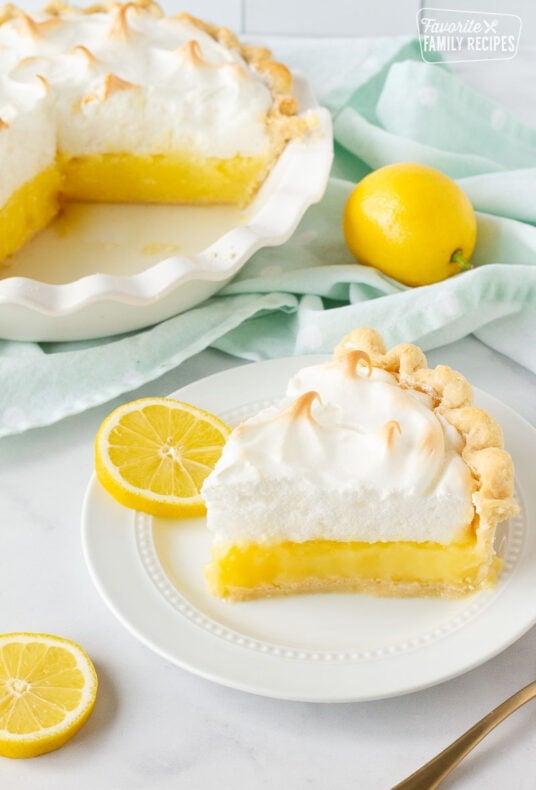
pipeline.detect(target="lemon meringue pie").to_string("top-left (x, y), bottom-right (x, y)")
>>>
top-left (0, 1), bottom-right (312, 262)
top-left (202, 328), bottom-right (518, 601)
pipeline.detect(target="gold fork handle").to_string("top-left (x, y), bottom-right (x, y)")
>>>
top-left (392, 680), bottom-right (536, 790)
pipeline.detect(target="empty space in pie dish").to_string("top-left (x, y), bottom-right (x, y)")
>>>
top-left (0, 202), bottom-right (245, 284)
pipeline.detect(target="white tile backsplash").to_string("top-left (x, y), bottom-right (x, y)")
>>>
top-left (13, 0), bottom-right (536, 40)
top-left (151, 0), bottom-right (242, 29)
top-left (244, 0), bottom-right (419, 36)
top-left (16, 0), bottom-right (243, 30)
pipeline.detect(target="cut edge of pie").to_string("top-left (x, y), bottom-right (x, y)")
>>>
top-left (203, 328), bottom-right (519, 601)
top-left (0, 1), bottom-right (316, 264)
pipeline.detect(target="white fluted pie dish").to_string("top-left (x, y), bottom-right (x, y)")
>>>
top-left (0, 75), bottom-right (332, 342)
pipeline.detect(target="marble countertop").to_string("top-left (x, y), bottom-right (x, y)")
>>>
top-left (1, 37), bottom-right (536, 790)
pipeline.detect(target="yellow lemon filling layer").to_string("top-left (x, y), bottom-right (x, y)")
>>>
top-left (0, 166), bottom-right (61, 262)
top-left (0, 152), bottom-right (271, 262)
top-left (59, 152), bottom-right (270, 205)
top-left (205, 538), bottom-right (499, 600)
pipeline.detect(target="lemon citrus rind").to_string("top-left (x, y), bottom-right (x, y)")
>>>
top-left (0, 632), bottom-right (98, 759)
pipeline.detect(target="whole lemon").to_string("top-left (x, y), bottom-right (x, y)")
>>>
top-left (343, 163), bottom-right (477, 286)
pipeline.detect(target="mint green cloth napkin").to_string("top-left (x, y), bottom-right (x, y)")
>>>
top-left (1, 39), bottom-right (535, 438)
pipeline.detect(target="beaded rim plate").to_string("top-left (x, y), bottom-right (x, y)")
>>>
top-left (0, 74), bottom-right (332, 342)
top-left (81, 356), bottom-right (536, 702)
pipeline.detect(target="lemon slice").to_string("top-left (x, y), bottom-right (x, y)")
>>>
top-left (95, 397), bottom-right (231, 517)
top-left (0, 633), bottom-right (98, 759)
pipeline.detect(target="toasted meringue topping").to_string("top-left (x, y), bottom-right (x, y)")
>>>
top-left (35, 74), bottom-right (50, 93)
top-left (203, 355), bottom-right (476, 546)
top-left (69, 45), bottom-right (98, 66)
top-left (103, 72), bottom-right (137, 98)
top-left (109, 3), bottom-right (133, 40)
top-left (179, 39), bottom-right (204, 66)
top-left (80, 72), bottom-right (140, 106)
top-left (286, 391), bottom-right (321, 422)
top-left (337, 349), bottom-right (372, 379)
top-left (44, 1), bottom-right (74, 15)
top-left (18, 12), bottom-right (39, 38)
top-left (0, 4), bottom-right (18, 25)
top-left (0, 2), bottom-right (277, 159)
top-left (381, 419), bottom-right (401, 448)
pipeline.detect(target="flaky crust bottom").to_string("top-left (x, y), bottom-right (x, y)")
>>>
top-left (220, 571), bottom-right (498, 602)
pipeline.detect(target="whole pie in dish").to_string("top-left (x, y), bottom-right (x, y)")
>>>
top-left (202, 328), bottom-right (518, 601)
top-left (0, 1), bottom-right (313, 263)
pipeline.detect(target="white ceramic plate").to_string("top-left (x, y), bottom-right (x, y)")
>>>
top-left (81, 356), bottom-right (536, 702)
top-left (0, 75), bottom-right (332, 342)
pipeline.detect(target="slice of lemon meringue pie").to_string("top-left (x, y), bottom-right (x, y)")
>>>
top-left (0, 1), bottom-right (312, 262)
top-left (202, 328), bottom-right (518, 601)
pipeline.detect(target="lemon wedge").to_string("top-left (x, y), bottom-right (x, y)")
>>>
top-left (0, 633), bottom-right (97, 759)
top-left (95, 397), bottom-right (230, 517)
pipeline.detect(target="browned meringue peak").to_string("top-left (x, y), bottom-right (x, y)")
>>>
top-left (13, 10), bottom-right (62, 38)
top-left (287, 390), bottom-right (321, 422)
top-left (175, 12), bottom-right (239, 50)
top-left (44, 1), bottom-right (78, 15)
top-left (335, 349), bottom-right (372, 379)
top-left (81, 1), bottom-right (116, 13)
top-left (10, 56), bottom-right (54, 87)
top-left (17, 12), bottom-right (39, 37)
top-left (132, 0), bottom-right (163, 18)
top-left (0, 117), bottom-right (8, 130)
top-left (0, 3), bottom-right (19, 25)
top-left (69, 44), bottom-right (98, 66)
top-left (380, 419), bottom-right (402, 448)
top-left (81, 72), bottom-right (139, 106)
top-left (106, 0), bottom-right (159, 38)
top-left (419, 422), bottom-right (443, 454)
top-left (9, 54), bottom-right (42, 71)
top-left (177, 39), bottom-right (204, 68)
top-left (8, 61), bottom-right (55, 98)
top-left (108, 2), bottom-right (136, 40)
top-left (81, 0), bottom-right (163, 18)
top-left (35, 74), bottom-right (50, 94)
top-left (175, 41), bottom-right (247, 81)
